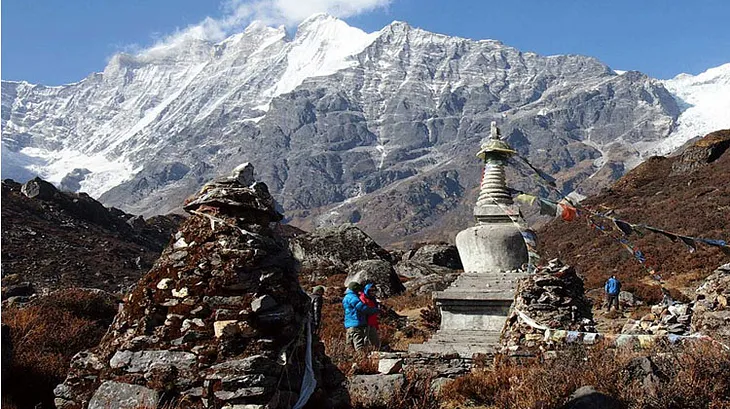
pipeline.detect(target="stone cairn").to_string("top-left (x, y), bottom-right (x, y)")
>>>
top-left (622, 303), bottom-right (692, 336)
top-left (692, 263), bottom-right (730, 343)
top-left (501, 259), bottom-right (595, 353)
top-left (54, 163), bottom-right (347, 409)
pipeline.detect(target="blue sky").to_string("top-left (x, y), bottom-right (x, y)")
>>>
top-left (3, 0), bottom-right (729, 85)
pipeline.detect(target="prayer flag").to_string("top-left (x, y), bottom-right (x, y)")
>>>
top-left (539, 199), bottom-right (558, 217)
top-left (613, 219), bottom-right (634, 236)
top-left (515, 194), bottom-right (537, 205)
top-left (558, 203), bottom-right (577, 221)
top-left (679, 236), bottom-right (696, 253)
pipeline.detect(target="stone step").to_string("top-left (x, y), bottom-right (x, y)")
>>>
top-left (408, 342), bottom-right (498, 358)
top-left (430, 335), bottom-right (501, 345)
top-left (434, 290), bottom-right (516, 301)
top-left (446, 283), bottom-right (517, 291)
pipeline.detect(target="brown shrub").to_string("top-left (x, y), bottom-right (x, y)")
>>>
top-left (2, 288), bottom-right (118, 409)
top-left (385, 292), bottom-right (432, 312)
top-left (439, 342), bottom-right (730, 409)
top-left (626, 281), bottom-right (663, 305)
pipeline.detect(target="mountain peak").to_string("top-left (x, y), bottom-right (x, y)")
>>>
top-left (299, 12), bottom-right (339, 26)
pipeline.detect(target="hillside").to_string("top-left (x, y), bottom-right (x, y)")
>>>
top-left (1, 179), bottom-right (182, 295)
top-left (537, 129), bottom-right (730, 296)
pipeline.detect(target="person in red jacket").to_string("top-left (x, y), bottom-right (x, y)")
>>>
top-left (359, 283), bottom-right (381, 350)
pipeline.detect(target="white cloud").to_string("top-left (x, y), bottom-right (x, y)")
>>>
top-left (139, 0), bottom-right (390, 55)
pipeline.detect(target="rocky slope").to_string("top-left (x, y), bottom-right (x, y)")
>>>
top-left (3, 14), bottom-right (707, 245)
top-left (1, 178), bottom-right (182, 295)
top-left (537, 129), bottom-right (730, 293)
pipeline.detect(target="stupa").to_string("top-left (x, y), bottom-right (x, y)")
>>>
top-left (410, 122), bottom-right (529, 357)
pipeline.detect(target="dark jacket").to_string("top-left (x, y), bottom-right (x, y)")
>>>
top-left (311, 293), bottom-right (323, 332)
top-left (342, 289), bottom-right (377, 329)
top-left (359, 283), bottom-right (380, 328)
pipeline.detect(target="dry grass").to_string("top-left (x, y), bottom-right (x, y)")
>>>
top-left (440, 342), bottom-right (730, 409)
top-left (384, 292), bottom-right (432, 312)
top-left (2, 288), bottom-right (118, 409)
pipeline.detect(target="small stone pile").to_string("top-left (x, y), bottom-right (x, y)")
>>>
top-left (501, 259), bottom-right (595, 350)
top-left (54, 164), bottom-right (347, 409)
top-left (622, 303), bottom-right (692, 336)
top-left (691, 263), bottom-right (730, 344)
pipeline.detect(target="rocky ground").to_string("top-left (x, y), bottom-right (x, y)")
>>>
top-left (1, 178), bottom-right (182, 296)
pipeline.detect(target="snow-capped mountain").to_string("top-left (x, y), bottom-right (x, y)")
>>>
top-left (657, 63), bottom-right (730, 155)
top-left (2, 14), bottom-right (725, 244)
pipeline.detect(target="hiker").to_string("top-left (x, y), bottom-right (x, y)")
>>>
top-left (342, 281), bottom-right (378, 351)
top-left (310, 286), bottom-right (325, 335)
top-left (359, 283), bottom-right (381, 350)
top-left (605, 274), bottom-right (622, 311)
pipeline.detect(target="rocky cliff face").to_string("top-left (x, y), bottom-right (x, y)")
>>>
top-left (1, 14), bottom-right (690, 245)
top-left (54, 164), bottom-right (347, 409)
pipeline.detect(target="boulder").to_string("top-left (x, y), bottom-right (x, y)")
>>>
top-left (562, 385), bottom-right (620, 409)
top-left (345, 259), bottom-right (405, 298)
top-left (21, 177), bottom-right (58, 200)
top-left (402, 243), bottom-right (462, 269)
top-left (378, 358), bottom-right (404, 375)
top-left (87, 381), bottom-right (159, 409)
top-left (619, 291), bottom-right (639, 307)
top-left (289, 224), bottom-right (393, 278)
top-left (348, 374), bottom-right (405, 407)
top-left (403, 273), bottom-right (460, 296)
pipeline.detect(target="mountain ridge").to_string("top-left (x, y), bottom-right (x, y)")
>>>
top-left (3, 14), bottom-right (728, 244)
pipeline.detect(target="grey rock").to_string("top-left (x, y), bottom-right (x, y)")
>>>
top-left (21, 177), bottom-right (57, 200)
top-left (562, 385), bottom-right (620, 409)
top-left (348, 374), bottom-right (405, 407)
top-left (206, 355), bottom-right (281, 379)
top-left (345, 259), bottom-right (405, 298)
top-left (88, 381), bottom-right (159, 409)
top-left (251, 295), bottom-right (278, 313)
top-left (404, 244), bottom-right (462, 269)
top-left (60, 168), bottom-right (92, 192)
top-left (109, 350), bottom-right (197, 373)
top-left (378, 358), bottom-right (403, 374)
top-left (619, 290), bottom-right (638, 306)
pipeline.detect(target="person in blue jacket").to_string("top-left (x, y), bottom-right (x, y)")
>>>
top-left (342, 281), bottom-right (378, 351)
top-left (605, 274), bottom-right (622, 311)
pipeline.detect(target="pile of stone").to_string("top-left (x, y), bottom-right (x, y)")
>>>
top-left (54, 164), bottom-right (347, 409)
top-left (691, 263), bottom-right (730, 344)
top-left (622, 303), bottom-right (692, 336)
top-left (501, 259), bottom-right (595, 351)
